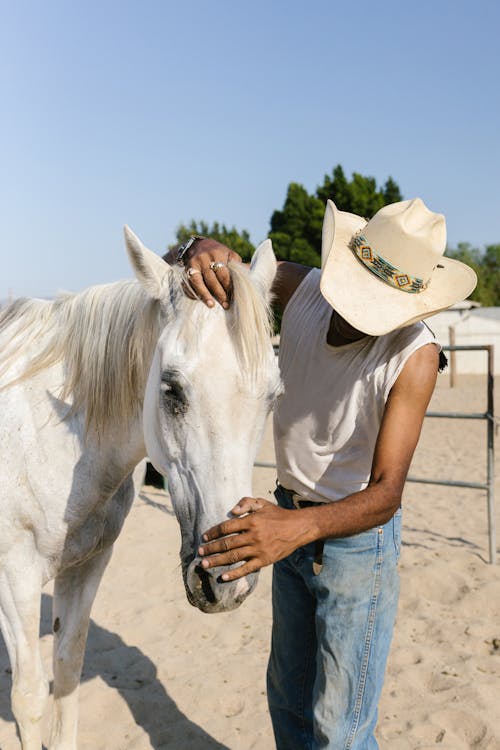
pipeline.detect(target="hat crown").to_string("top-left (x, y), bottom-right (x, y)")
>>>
top-left (363, 198), bottom-right (446, 280)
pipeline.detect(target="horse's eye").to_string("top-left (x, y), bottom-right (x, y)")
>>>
top-left (160, 377), bottom-right (188, 415)
top-left (161, 380), bottom-right (181, 398)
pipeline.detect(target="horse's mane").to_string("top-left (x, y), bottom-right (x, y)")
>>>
top-left (0, 263), bottom-right (273, 435)
top-left (224, 260), bottom-right (274, 379)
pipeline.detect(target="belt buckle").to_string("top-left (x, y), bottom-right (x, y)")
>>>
top-left (292, 492), bottom-right (304, 509)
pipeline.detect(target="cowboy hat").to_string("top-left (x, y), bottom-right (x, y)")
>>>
top-left (320, 198), bottom-right (477, 336)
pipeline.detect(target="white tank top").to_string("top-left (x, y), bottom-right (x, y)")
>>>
top-left (274, 268), bottom-right (438, 503)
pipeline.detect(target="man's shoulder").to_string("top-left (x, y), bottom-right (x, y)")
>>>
top-left (383, 320), bottom-right (436, 351)
top-left (273, 262), bottom-right (315, 311)
top-left (383, 322), bottom-right (440, 395)
top-left (363, 321), bottom-right (438, 393)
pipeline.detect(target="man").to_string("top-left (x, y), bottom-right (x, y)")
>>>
top-left (172, 198), bottom-right (476, 749)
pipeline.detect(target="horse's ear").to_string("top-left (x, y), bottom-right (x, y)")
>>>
top-left (124, 225), bottom-right (171, 299)
top-left (249, 239), bottom-right (277, 300)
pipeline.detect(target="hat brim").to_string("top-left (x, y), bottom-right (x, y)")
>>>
top-left (320, 201), bottom-right (478, 336)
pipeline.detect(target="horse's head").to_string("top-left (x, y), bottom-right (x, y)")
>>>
top-left (125, 228), bottom-right (282, 613)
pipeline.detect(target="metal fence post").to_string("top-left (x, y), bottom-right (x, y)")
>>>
top-left (486, 346), bottom-right (496, 564)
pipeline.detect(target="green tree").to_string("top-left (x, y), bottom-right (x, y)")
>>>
top-left (481, 244), bottom-right (500, 305)
top-left (316, 165), bottom-right (403, 219)
top-left (446, 243), bottom-right (500, 306)
top-left (383, 176), bottom-right (403, 205)
top-left (172, 220), bottom-right (255, 262)
top-left (270, 166), bottom-right (403, 264)
top-left (269, 183), bottom-right (324, 265)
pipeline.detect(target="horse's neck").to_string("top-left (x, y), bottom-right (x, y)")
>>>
top-left (89, 414), bottom-right (147, 479)
top-left (39, 357), bottom-right (148, 479)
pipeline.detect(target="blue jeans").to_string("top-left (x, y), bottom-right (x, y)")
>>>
top-left (267, 485), bottom-right (401, 750)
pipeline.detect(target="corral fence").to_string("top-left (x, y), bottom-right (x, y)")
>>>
top-left (256, 344), bottom-right (497, 564)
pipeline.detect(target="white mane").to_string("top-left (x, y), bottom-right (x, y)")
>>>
top-left (0, 262), bottom-right (273, 435)
top-left (224, 260), bottom-right (274, 379)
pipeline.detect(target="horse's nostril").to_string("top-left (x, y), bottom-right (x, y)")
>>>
top-left (194, 564), bottom-right (217, 604)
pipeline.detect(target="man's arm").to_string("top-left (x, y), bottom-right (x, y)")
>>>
top-left (198, 342), bottom-right (439, 581)
top-left (273, 262), bottom-right (312, 311)
top-left (165, 237), bottom-right (311, 313)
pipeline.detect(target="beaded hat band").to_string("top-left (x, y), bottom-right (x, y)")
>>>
top-left (349, 233), bottom-right (428, 294)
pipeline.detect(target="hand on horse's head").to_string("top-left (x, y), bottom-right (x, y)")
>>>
top-left (198, 496), bottom-right (315, 581)
top-left (183, 237), bottom-right (242, 309)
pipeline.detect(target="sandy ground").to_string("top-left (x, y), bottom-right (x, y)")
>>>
top-left (1, 374), bottom-right (500, 749)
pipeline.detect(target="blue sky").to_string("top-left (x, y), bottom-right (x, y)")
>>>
top-left (1, 0), bottom-right (499, 298)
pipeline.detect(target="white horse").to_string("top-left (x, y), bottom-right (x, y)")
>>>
top-left (0, 229), bottom-right (281, 750)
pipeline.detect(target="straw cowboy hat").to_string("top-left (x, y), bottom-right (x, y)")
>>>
top-left (320, 198), bottom-right (477, 336)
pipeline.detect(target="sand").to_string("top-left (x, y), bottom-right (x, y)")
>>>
top-left (1, 374), bottom-right (499, 749)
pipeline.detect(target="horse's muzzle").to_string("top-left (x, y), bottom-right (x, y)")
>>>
top-left (184, 556), bottom-right (258, 613)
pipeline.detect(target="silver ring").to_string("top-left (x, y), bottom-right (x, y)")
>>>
top-left (209, 261), bottom-right (227, 272)
top-left (186, 267), bottom-right (201, 278)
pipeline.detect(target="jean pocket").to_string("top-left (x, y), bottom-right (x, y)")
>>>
top-left (393, 508), bottom-right (402, 562)
top-left (326, 527), bottom-right (381, 554)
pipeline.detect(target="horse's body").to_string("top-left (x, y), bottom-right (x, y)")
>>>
top-left (0, 230), bottom-right (281, 750)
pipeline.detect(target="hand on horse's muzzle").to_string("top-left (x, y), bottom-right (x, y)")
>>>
top-left (198, 497), bottom-right (310, 581)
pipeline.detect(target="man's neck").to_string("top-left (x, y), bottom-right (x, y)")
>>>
top-left (327, 311), bottom-right (368, 347)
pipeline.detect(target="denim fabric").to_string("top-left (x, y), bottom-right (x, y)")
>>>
top-left (267, 485), bottom-right (401, 750)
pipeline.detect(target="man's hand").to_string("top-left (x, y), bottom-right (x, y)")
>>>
top-left (183, 238), bottom-right (243, 309)
top-left (165, 238), bottom-right (311, 315)
top-left (198, 497), bottom-right (314, 581)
